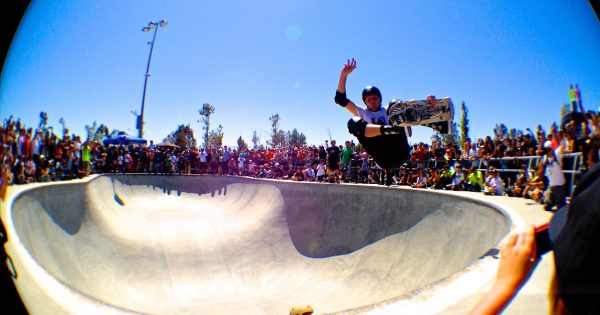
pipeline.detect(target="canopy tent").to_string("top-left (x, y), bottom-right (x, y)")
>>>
top-left (102, 134), bottom-right (147, 146)
top-left (154, 142), bottom-right (179, 150)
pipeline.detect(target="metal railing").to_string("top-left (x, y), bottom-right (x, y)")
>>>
top-left (393, 152), bottom-right (584, 192)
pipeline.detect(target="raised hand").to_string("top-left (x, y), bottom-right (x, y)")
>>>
top-left (341, 58), bottom-right (357, 76)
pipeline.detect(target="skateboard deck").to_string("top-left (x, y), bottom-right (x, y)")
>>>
top-left (387, 96), bottom-right (454, 135)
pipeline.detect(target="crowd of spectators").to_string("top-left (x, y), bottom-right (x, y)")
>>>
top-left (1, 109), bottom-right (598, 206)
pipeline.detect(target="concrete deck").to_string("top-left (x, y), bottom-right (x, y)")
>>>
top-left (1, 175), bottom-right (553, 314)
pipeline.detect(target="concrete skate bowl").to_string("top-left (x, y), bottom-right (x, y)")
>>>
top-left (4, 175), bottom-right (510, 314)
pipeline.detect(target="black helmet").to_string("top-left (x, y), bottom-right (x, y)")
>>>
top-left (362, 86), bottom-right (382, 104)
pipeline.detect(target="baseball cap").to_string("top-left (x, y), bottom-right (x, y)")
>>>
top-left (547, 163), bottom-right (600, 314)
top-left (543, 140), bottom-right (553, 149)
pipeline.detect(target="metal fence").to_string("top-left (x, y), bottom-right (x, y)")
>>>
top-left (394, 152), bottom-right (584, 193)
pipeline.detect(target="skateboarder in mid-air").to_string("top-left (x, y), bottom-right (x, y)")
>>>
top-left (334, 58), bottom-right (410, 181)
top-left (334, 58), bottom-right (453, 181)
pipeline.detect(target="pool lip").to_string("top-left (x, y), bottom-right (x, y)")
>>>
top-left (1, 174), bottom-right (522, 315)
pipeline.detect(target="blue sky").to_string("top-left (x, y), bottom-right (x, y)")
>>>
top-left (1, 1), bottom-right (599, 147)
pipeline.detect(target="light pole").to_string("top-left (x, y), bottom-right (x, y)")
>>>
top-left (138, 19), bottom-right (167, 138)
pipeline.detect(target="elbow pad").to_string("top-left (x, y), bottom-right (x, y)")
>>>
top-left (335, 90), bottom-right (350, 107)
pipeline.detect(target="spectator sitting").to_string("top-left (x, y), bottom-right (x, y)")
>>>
top-left (466, 165), bottom-right (483, 192)
top-left (522, 167), bottom-right (548, 203)
top-left (445, 164), bottom-right (465, 191)
top-left (37, 155), bottom-right (50, 182)
top-left (483, 168), bottom-right (504, 195)
top-left (427, 168), bottom-right (441, 188)
top-left (13, 159), bottom-right (26, 184)
top-left (439, 164), bottom-right (453, 189)
top-left (24, 157), bottom-right (36, 183)
top-left (302, 164), bottom-right (316, 181)
top-left (411, 170), bottom-right (427, 188)
top-left (406, 169), bottom-right (418, 186)
top-left (256, 164), bottom-right (268, 178)
top-left (316, 160), bottom-right (326, 182)
top-left (271, 163), bottom-right (285, 179)
top-left (397, 164), bottom-right (410, 185)
top-left (506, 170), bottom-right (527, 197)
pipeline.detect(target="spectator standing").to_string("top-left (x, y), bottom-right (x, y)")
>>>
top-left (81, 142), bottom-right (91, 175)
top-left (360, 152), bottom-right (370, 183)
top-left (30, 129), bottom-right (43, 160)
top-left (540, 140), bottom-right (566, 211)
top-left (237, 155), bottom-right (246, 176)
top-left (326, 140), bottom-right (341, 173)
top-left (199, 148), bottom-right (208, 174)
top-left (209, 148), bottom-right (217, 174)
top-left (222, 146), bottom-right (231, 175)
top-left (468, 142), bottom-right (479, 167)
top-left (341, 140), bottom-right (354, 181)
top-left (414, 142), bottom-right (429, 170)
top-left (568, 84), bottom-right (577, 111)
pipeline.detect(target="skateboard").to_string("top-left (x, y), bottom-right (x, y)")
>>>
top-left (387, 95), bottom-right (454, 135)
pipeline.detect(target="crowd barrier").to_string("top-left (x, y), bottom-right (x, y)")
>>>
top-left (374, 152), bottom-right (584, 193)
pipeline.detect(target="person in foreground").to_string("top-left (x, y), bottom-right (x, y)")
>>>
top-left (469, 160), bottom-right (600, 314)
top-left (334, 58), bottom-right (410, 178)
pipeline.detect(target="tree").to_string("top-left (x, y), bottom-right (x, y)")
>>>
top-left (268, 114), bottom-right (286, 148)
top-left (198, 103), bottom-right (215, 148)
top-left (93, 124), bottom-right (111, 143)
top-left (237, 136), bottom-right (249, 151)
top-left (560, 103), bottom-right (569, 118)
top-left (440, 122), bottom-right (459, 146)
top-left (58, 117), bottom-right (68, 137)
top-left (165, 124), bottom-right (197, 149)
top-left (286, 128), bottom-right (307, 148)
top-left (85, 121), bottom-right (98, 142)
top-left (494, 123), bottom-right (508, 139)
top-left (459, 102), bottom-right (470, 146)
top-left (208, 125), bottom-right (224, 148)
top-left (38, 111), bottom-right (49, 132)
top-left (252, 131), bottom-right (260, 149)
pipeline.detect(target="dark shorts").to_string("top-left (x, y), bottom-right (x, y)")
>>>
top-left (328, 160), bottom-right (339, 170)
top-left (356, 132), bottom-right (410, 169)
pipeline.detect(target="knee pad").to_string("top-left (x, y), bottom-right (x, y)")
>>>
top-left (347, 117), bottom-right (367, 137)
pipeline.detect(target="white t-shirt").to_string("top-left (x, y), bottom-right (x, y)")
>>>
top-left (316, 164), bottom-right (326, 177)
top-left (468, 147), bottom-right (479, 159)
top-left (355, 106), bottom-right (388, 125)
top-left (543, 154), bottom-right (565, 187)
top-left (304, 167), bottom-right (315, 179)
top-left (486, 176), bottom-right (504, 195)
